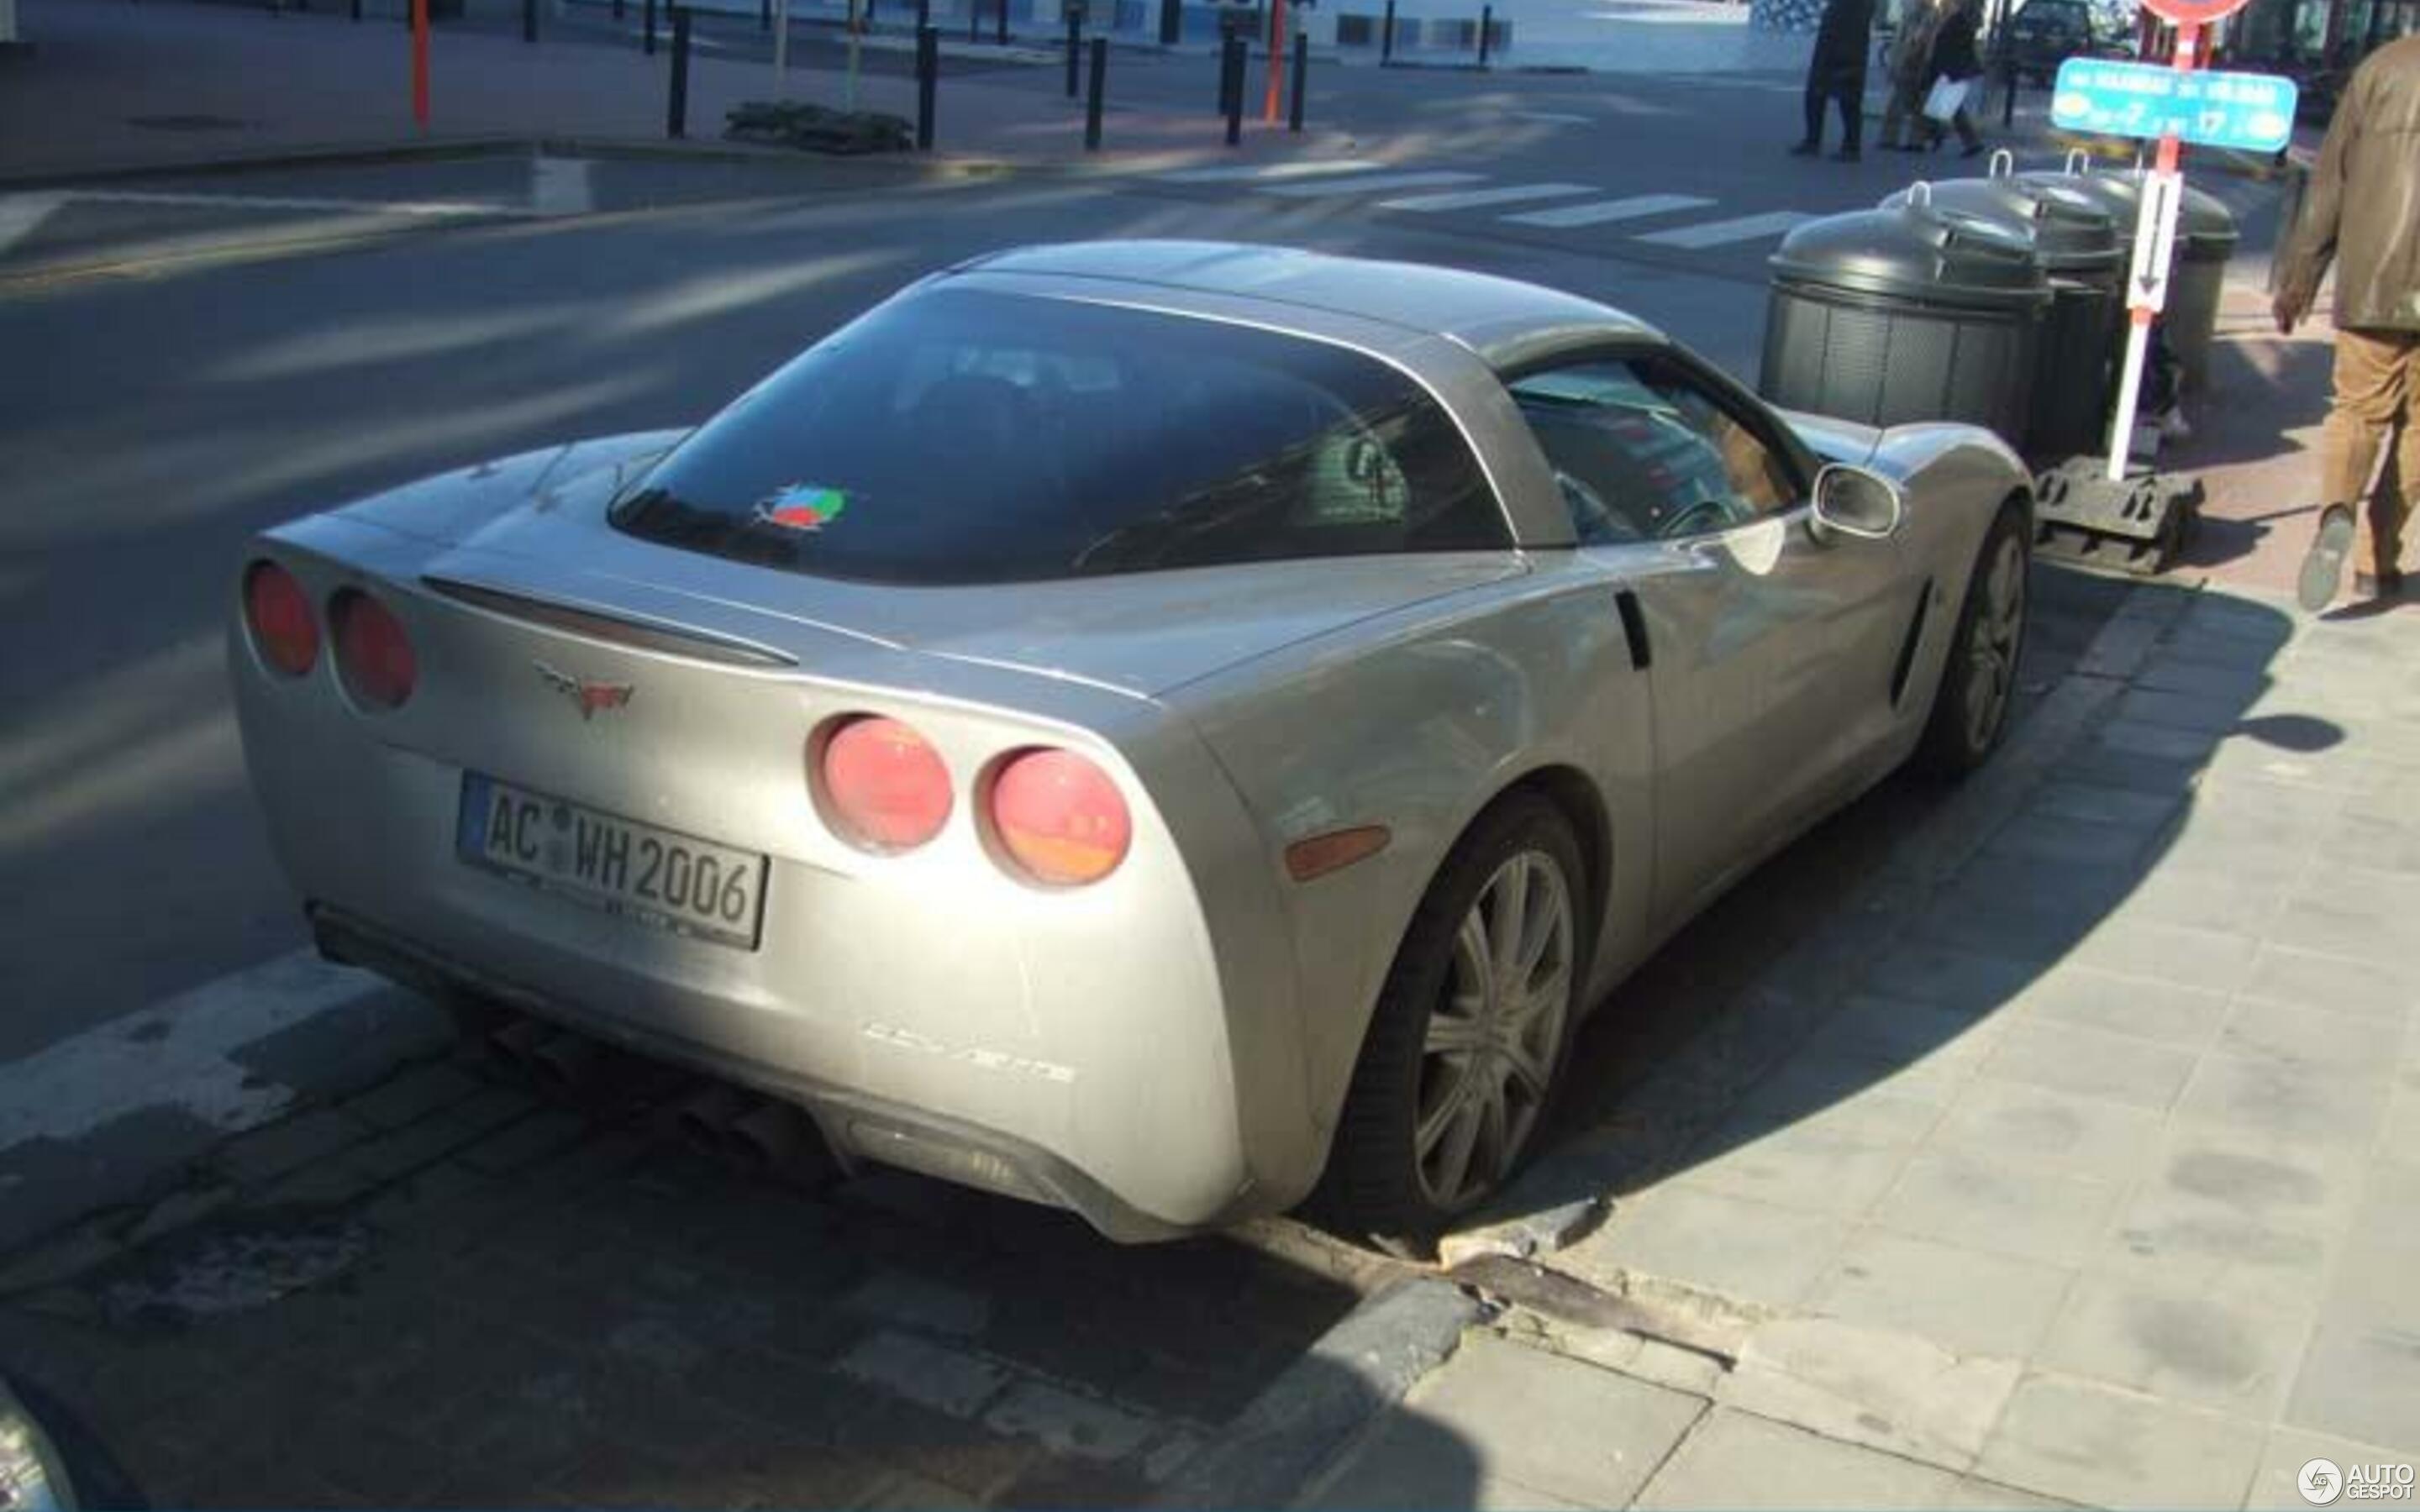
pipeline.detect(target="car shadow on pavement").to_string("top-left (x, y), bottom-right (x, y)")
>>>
top-left (1488, 574), bottom-right (2355, 1308)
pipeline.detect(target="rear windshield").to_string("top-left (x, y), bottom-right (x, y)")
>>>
top-left (609, 286), bottom-right (1508, 585)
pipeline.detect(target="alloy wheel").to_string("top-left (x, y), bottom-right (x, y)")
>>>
top-left (1964, 531), bottom-right (2028, 753)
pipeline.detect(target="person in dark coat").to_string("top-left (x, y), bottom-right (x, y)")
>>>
top-left (1792, 0), bottom-right (1876, 161)
top-left (1922, 0), bottom-right (1986, 155)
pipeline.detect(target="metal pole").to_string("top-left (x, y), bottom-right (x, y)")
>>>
top-left (644, 0), bottom-right (656, 52)
top-left (613, 0), bottom-right (622, 21)
top-left (1381, 0), bottom-right (1394, 63)
top-left (775, 0), bottom-right (789, 86)
top-left (916, 0), bottom-right (928, 24)
top-left (996, 0), bottom-right (1007, 45)
top-left (1217, 30), bottom-right (1234, 113)
top-left (523, 0), bottom-right (536, 41)
top-left (917, 24), bottom-right (939, 146)
top-left (1086, 34), bottom-right (1107, 148)
top-left (351, 0), bottom-right (361, 21)
top-left (2105, 24), bottom-right (2197, 481)
top-left (846, 0), bottom-right (864, 108)
top-left (1478, 1), bottom-right (1491, 64)
top-left (669, 7), bottom-right (692, 134)
top-left (760, 0), bottom-right (769, 29)
top-left (1157, 0), bottom-right (1177, 44)
top-left (1067, 7), bottom-right (1081, 95)
top-left (1289, 28), bottom-right (1305, 129)
top-left (1224, 35), bottom-right (1244, 141)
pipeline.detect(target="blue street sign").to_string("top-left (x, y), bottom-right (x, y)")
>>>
top-left (2051, 57), bottom-right (2299, 151)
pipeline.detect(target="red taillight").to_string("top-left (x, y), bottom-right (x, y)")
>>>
top-left (988, 748), bottom-right (1131, 887)
top-left (244, 560), bottom-right (318, 677)
top-left (330, 590), bottom-right (418, 711)
top-left (820, 717), bottom-right (953, 853)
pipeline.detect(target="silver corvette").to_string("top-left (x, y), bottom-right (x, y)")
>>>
top-left (230, 242), bottom-right (2033, 1246)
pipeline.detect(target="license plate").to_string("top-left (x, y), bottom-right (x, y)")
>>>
top-left (456, 774), bottom-right (766, 950)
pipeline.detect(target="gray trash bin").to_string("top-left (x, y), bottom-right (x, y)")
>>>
top-left (2023, 162), bottom-right (2238, 395)
top-left (1880, 171), bottom-right (2124, 459)
top-left (1760, 192), bottom-right (2051, 448)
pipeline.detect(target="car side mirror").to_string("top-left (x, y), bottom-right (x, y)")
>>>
top-left (1810, 463), bottom-right (1905, 542)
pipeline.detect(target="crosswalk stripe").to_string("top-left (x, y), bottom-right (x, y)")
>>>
top-left (1376, 182), bottom-right (1597, 213)
top-left (71, 188), bottom-right (537, 219)
top-left (1636, 211), bottom-right (1816, 247)
top-left (1155, 160), bottom-right (1386, 184)
top-left (1500, 193), bottom-right (1714, 228)
top-left (0, 195), bottom-right (63, 260)
top-left (1258, 171), bottom-right (1486, 198)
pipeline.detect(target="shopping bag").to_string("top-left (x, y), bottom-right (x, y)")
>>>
top-left (1923, 76), bottom-right (1971, 121)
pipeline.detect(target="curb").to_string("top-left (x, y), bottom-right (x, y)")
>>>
top-left (1151, 1278), bottom-right (1484, 1509)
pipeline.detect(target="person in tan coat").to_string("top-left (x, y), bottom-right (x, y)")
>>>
top-left (1878, 0), bottom-right (1944, 151)
top-left (2275, 34), bottom-right (2420, 609)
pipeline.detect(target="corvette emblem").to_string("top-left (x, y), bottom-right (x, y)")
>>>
top-left (534, 661), bottom-right (634, 721)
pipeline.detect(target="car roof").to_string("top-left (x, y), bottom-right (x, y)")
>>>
top-left (944, 241), bottom-right (1665, 370)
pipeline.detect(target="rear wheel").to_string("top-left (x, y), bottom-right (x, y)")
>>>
top-left (1913, 503), bottom-right (2030, 778)
top-left (1313, 796), bottom-right (1588, 1252)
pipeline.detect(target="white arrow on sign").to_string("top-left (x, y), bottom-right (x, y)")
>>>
top-left (2127, 169), bottom-right (2185, 312)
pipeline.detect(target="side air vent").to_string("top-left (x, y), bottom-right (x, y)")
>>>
top-left (423, 577), bottom-right (798, 669)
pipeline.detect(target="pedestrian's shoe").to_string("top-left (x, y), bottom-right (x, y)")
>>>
top-left (2354, 569), bottom-right (2403, 600)
top-left (1789, 140), bottom-right (1821, 155)
top-left (1834, 145), bottom-right (1862, 161)
top-left (2298, 504), bottom-right (2358, 611)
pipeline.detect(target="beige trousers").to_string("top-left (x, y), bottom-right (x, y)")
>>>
top-left (2322, 326), bottom-right (2420, 577)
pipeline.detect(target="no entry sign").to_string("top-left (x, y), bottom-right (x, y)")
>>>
top-left (2139, 0), bottom-right (2254, 25)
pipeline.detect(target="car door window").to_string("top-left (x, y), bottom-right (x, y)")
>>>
top-left (1508, 358), bottom-right (1802, 547)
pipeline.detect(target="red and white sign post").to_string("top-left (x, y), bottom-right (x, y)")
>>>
top-left (2102, 0), bottom-right (2252, 481)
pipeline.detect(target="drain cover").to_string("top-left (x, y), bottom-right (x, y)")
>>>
top-left (124, 113), bottom-right (250, 132)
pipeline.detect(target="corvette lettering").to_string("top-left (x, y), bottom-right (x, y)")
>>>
top-left (534, 661), bottom-right (635, 721)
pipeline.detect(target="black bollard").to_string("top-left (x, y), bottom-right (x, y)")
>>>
top-left (1380, 0), bottom-right (1394, 63)
top-left (613, 0), bottom-right (623, 19)
top-left (350, 0), bottom-right (360, 19)
top-left (1289, 29), bottom-right (1305, 130)
top-left (994, 0), bottom-right (1006, 45)
top-left (668, 6), bottom-right (692, 134)
top-left (1156, 0), bottom-right (1177, 43)
top-left (2000, 48), bottom-right (2018, 128)
top-left (1086, 35), bottom-right (1106, 149)
top-left (1477, 2), bottom-right (1491, 65)
top-left (760, 0), bottom-right (769, 29)
top-left (916, 0), bottom-right (929, 24)
top-left (967, 0), bottom-right (978, 42)
top-left (644, 0), bottom-right (656, 52)
top-left (1215, 30), bottom-right (1232, 114)
top-left (523, 0), bottom-right (536, 41)
top-left (917, 24), bottom-right (939, 147)
top-left (1223, 35), bottom-right (1243, 144)
top-left (1066, 8), bottom-right (1080, 97)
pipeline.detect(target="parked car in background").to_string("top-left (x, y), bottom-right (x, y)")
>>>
top-left (2006, 0), bottom-right (2126, 82)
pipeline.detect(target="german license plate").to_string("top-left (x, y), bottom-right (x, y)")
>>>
top-left (456, 773), bottom-right (766, 949)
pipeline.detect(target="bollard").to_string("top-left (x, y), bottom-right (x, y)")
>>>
top-left (2000, 48), bottom-right (2017, 128)
top-left (350, 0), bottom-right (360, 19)
top-left (1066, 8), bottom-right (1080, 97)
top-left (967, 0), bottom-right (978, 41)
top-left (613, 0), bottom-right (623, 18)
top-left (644, 0), bottom-right (656, 51)
top-left (1380, 0), bottom-right (1394, 63)
top-left (916, 0), bottom-right (929, 22)
top-left (1289, 29), bottom-right (1305, 130)
top-left (760, 0), bottom-right (769, 27)
top-left (994, 0), bottom-right (1006, 45)
top-left (1477, 2), bottom-right (1491, 65)
top-left (1224, 36), bottom-right (1244, 144)
top-left (668, 6), bottom-right (692, 135)
top-left (523, 0), bottom-right (536, 40)
top-left (1156, 0), bottom-right (1177, 44)
top-left (1215, 31), bottom-right (1234, 115)
top-left (1086, 34), bottom-right (1106, 150)
top-left (917, 24), bottom-right (939, 147)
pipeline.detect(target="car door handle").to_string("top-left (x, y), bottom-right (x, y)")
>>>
top-left (1615, 590), bottom-right (1652, 671)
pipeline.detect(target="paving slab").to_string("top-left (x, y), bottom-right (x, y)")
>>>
top-left (1973, 1373), bottom-right (2266, 1511)
top-left (1634, 1406), bottom-right (1960, 1510)
top-left (1805, 1228), bottom-right (2076, 1362)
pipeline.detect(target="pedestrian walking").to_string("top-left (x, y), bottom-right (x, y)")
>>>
top-left (1879, 0), bottom-right (1944, 150)
top-left (2275, 34), bottom-right (2420, 609)
top-left (1791, 0), bottom-right (1876, 161)
top-left (1920, 0), bottom-right (1986, 155)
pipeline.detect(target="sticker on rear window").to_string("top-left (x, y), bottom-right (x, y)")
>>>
top-left (755, 483), bottom-right (850, 532)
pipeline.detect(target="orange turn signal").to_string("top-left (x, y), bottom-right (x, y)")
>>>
top-left (1284, 826), bottom-right (1392, 882)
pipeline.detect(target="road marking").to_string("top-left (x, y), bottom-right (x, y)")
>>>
top-left (1155, 160), bottom-right (1386, 183)
top-left (1376, 181), bottom-right (1597, 212)
top-left (1508, 110), bottom-right (1593, 123)
top-left (1636, 210), bottom-right (1815, 247)
top-left (0, 949), bottom-right (380, 1154)
top-left (1257, 170), bottom-right (1486, 198)
top-left (1500, 192), bottom-right (1713, 228)
top-left (533, 155), bottom-right (596, 217)
top-left (0, 195), bottom-right (63, 259)
top-left (71, 188), bottom-right (538, 219)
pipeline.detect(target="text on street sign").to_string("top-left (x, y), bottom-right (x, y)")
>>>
top-left (2052, 57), bottom-right (2299, 151)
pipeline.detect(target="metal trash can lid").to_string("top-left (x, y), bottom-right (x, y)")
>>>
top-left (1770, 192), bottom-right (2054, 306)
top-left (2021, 160), bottom-right (2239, 260)
top-left (1878, 171), bottom-right (2121, 274)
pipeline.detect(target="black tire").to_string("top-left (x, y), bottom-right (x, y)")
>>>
top-left (1310, 795), bottom-right (1591, 1254)
top-left (1913, 501), bottom-right (2031, 779)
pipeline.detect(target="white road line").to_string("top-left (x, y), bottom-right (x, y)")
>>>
top-left (0, 949), bottom-right (379, 1154)
top-left (1155, 160), bottom-right (1386, 184)
top-left (1500, 192), bottom-right (1714, 228)
top-left (1509, 111), bottom-right (1592, 123)
top-left (533, 155), bottom-right (596, 217)
top-left (1636, 210), bottom-right (1816, 247)
top-left (0, 195), bottom-right (64, 259)
top-left (1377, 181), bottom-right (1596, 213)
top-left (71, 188), bottom-right (538, 219)
top-left (1257, 171), bottom-right (1486, 198)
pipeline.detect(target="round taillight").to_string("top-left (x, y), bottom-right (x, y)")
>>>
top-left (820, 717), bottom-right (953, 853)
top-left (331, 590), bottom-right (418, 711)
top-left (244, 560), bottom-right (318, 677)
top-left (988, 748), bottom-right (1131, 887)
